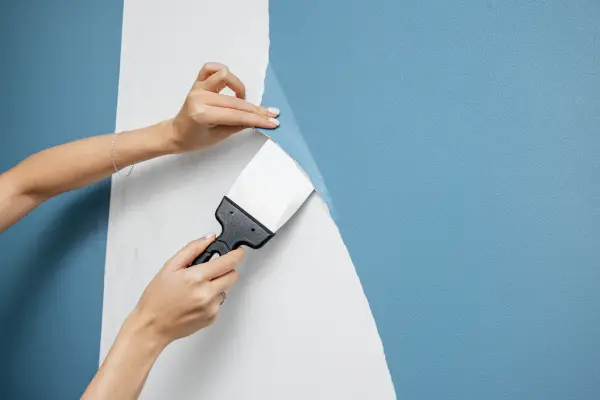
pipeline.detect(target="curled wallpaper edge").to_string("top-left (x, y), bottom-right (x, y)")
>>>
top-left (257, 64), bottom-right (335, 219)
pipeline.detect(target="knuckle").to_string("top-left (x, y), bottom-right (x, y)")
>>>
top-left (201, 62), bottom-right (217, 73)
top-left (190, 80), bottom-right (202, 91)
top-left (189, 270), bottom-right (206, 284)
top-left (195, 288), bottom-right (211, 306)
top-left (229, 269), bottom-right (239, 284)
top-left (222, 253), bottom-right (240, 268)
top-left (218, 68), bottom-right (230, 80)
top-left (257, 115), bottom-right (270, 126)
top-left (243, 114), bottom-right (259, 127)
top-left (205, 61), bottom-right (224, 69)
top-left (234, 248), bottom-right (245, 261)
top-left (190, 88), bottom-right (207, 99)
top-left (190, 101), bottom-right (208, 118)
top-left (224, 251), bottom-right (243, 269)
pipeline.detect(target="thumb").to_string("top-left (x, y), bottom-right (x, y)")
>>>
top-left (165, 234), bottom-right (216, 270)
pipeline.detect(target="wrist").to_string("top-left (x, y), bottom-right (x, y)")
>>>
top-left (152, 118), bottom-right (180, 156)
top-left (160, 117), bottom-right (190, 155)
top-left (120, 119), bottom-right (179, 160)
top-left (122, 308), bottom-right (170, 356)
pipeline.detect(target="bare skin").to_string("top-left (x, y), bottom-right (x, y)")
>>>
top-left (0, 62), bottom-right (279, 231)
top-left (0, 63), bottom-right (277, 399)
top-left (82, 238), bottom-right (244, 400)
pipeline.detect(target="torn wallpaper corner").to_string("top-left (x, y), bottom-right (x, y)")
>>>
top-left (257, 65), bottom-right (334, 216)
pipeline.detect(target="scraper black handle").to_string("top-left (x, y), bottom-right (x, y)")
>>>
top-left (191, 196), bottom-right (275, 265)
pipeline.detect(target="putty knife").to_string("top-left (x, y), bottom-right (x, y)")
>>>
top-left (192, 139), bottom-right (313, 265)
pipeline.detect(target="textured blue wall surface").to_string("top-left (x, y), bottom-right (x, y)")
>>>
top-left (267, 1), bottom-right (600, 398)
top-left (2, 0), bottom-right (600, 398)
top-left (0, 1), bottom-right (122, 399)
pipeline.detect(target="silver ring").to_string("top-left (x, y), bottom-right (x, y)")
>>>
top-left (220, 292), bottom-right (226, 305)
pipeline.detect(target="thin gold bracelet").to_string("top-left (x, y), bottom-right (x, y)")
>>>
top-left (111, 131), bottom-right (135, 177)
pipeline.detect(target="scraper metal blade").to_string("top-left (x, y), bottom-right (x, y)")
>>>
top-left (192, 139), bottom-right (313, 264)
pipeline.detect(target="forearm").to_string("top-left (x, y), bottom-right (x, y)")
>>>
top-left (11, 119), bottom-right (175, 198)
top-left (0, 120), bottom-right (176, 231)
top-left (0, 176), bottom-right (40, 230)
top-left (82, 312), bottom-right (167, 400)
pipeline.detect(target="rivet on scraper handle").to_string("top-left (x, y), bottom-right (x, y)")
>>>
top-left (191, 196), bottom-right (275, 265)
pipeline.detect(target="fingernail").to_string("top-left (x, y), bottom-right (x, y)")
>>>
top-left (202, 233), bottom-right (216, 240)
top-left (269, 118), bottom-right (280, 127)
top-left (267, 107), bottom-right (280, 117)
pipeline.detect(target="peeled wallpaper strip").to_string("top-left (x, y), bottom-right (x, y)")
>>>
top-left (257, 65), bottom-right (333, 213)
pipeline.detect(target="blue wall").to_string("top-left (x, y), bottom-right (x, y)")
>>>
top-left (0, 1), bottom-right (122, 398)
top-left (2, 0), bottom-right (600, 399)
top-left (268, 0), bottom-right (600, 398)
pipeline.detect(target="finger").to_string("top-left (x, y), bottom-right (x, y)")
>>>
top-left (196, 62), bottom-right (228, 82)
top-left (199, 68), bottom-right (246, 99)
top-left (203, 125), bottom-right (246, 143)
top-left (187, 248), bottom-right (244, 281)
top-left (203, 105), bottom-right (279, 129)
top-left (165, 234), bottom-right (216, 270)
top-left (210, 269), bottom-right (239, 295)
top-left (213, 125), bottom-right (245, 138)
top-left (202, 91), bottom-right (279, 117)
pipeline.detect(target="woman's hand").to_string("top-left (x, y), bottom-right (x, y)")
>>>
top-left (168, 62), bottom-right (280, 153)
top-left (82, 236), bottom-right (243, 399)
top-left (0, 62), bottom-right (273, 232)
top-left (130, 235), bottom-right (243, 346)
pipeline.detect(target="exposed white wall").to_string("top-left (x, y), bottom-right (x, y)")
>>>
top-left (100, 0), bottom-right (395, 398)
